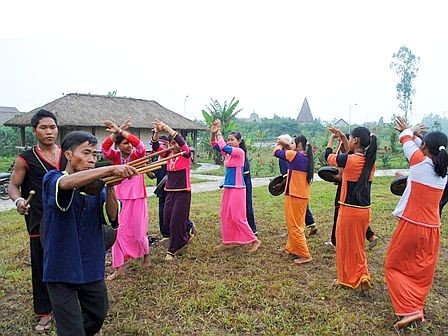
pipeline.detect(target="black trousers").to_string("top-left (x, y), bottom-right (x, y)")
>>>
top-left (30, 235), bottom-right (52, 315)
top-left (158, 195), bottom-right (194, 238)
top-left (305, 206), bottom-right (315, 227)
top-left (46, 280), bottom-right (108, 336)
top-left (244, 175), bottom-right (258, 233)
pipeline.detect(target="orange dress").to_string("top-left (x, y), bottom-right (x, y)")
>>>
top-left (327, 152), bottom-right (375, 288)
top-left (275, 149), bottom-right (311, 258)
top-left (385, 130), bottom-right (446, 317)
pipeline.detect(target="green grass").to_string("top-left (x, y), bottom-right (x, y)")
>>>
top-left (1, 176), bottom-right (448, 335)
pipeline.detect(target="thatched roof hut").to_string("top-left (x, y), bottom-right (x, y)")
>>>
top-left (0, 106), bottom-right (23, 125)
top-left (5, 93), bottom-right (207, 153)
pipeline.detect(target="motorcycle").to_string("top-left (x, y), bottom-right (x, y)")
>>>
top-left (0, 172), bottom-right (11, 200)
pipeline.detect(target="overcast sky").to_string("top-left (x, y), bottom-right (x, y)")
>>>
top-left (1, 0), bottom-right (447, 126)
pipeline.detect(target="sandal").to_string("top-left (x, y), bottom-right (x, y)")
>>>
top-left (35, 315), bottom-right (52, 332)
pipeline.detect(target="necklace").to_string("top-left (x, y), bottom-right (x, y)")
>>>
top-left (120, 153), bottom-right (131, 164)
top-left (37, 144), bottom-right (59, 164)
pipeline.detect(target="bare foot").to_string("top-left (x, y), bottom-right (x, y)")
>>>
top-left (360, 278), bottom-right (372, 291)
top-left (165, 253), bottom-right (174, 261)
top-left (293, 256), bottom-right (312, 265)
top-left (106, 267), bottom-right (125, 280)
top-left (248, 239), bottom-right (261, 253)
top-left (394, 312), bottom-right (424, 330)
top-left (214, 243), bottom-right (235, 251)
top-left (142, 254), bottom-right (151, 268)
top-left (35, 315), bottom-right (52, 332)
top-left (277, 247), bottom-right (290, 254)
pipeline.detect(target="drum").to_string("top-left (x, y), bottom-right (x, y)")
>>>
top-left (268, 175), bottom-right (287, 196)
top-left (103, 225), bottom-right (117, 251)
top-left (390, 175), bottom-right (408, 196)
top-left (80, 179), bottom-right (105, 195)
top-left (317, 166), bottom-right (339, 183)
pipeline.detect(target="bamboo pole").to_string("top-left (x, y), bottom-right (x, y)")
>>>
top-left (102, 151), bottom-right (186, 185)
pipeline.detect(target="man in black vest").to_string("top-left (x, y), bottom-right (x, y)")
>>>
top-left (8, 109), bottom-right (64, 332)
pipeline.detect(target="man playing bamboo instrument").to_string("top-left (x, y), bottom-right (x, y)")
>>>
top-left (42, 130), bottom-right (138, 336)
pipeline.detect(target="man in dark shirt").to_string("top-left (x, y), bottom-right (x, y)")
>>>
top-left (42, 130), bottom-right (137, 336)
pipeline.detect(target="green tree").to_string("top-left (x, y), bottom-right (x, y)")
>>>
top-left (390, 46), bottom-right (420, 120)
top-left (201, 97), bottom-right (242, 134)
top-left (431, 120), bottom-right (442, 131)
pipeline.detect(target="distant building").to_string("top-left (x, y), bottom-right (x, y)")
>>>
top-left (239, 111), bottom-right (260, 122)
top-left (334, 118), bottom-right (349, 130)
top-left (5, 93), bottom-right (207, 154)
top-left (0, 106), bottom-right (23, 125)
top-left (297, 98), bottom-right (314, 123)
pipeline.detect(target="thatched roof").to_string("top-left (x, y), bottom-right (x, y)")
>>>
top-left (297, 97), bottom-right (314, 123)
top-left (4, 93), bottom-right (207, 131)
top-left (0, 106), bottom-right (22, 125)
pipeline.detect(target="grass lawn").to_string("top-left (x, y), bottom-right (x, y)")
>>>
top-left (1, 176), bottom-right (447, 335)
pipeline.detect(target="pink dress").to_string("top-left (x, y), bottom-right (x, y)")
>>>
top-left (101, 134), bottom-right (149, 268)
top-left (211, 138), bottom-right (257, 245)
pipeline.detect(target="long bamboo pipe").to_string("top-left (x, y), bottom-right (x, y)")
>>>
top-left (103, 151), bottom-right (186, 185)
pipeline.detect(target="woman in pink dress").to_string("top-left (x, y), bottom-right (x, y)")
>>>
top-left (210, 120), bottom-right (261, 253)
top-left (101, 120), bottom-right (150, 280)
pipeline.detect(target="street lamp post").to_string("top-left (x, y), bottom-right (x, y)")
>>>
top-left (184, 95), bottom-right (189, 116)
top-left (348, 103), bottom-right (358, 133)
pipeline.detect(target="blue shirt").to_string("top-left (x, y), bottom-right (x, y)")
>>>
top-left (42, 170), bottom-right (109, 284)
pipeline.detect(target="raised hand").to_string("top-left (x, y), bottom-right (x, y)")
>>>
top-left (394, 116), bottom-right (408, 132)
top-left (153, 120), bottom-right (166, 132)
top-left (104, 120), bottom-right (120, 134)
top-left (119, 118), bottom-right (132, 131)
top-left (328, 126), bottom-right (343, 138)
top-left (411, 123), bottom-right (427, 137)
top-left (211, 120), bottom-right (221, 133)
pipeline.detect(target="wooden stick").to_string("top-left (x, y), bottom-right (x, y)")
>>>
top-left (335, 141), bottom-right (343, 155)
top-left (24, 190), bottom-right (35, 206)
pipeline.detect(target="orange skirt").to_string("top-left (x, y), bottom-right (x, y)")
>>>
top-left (385, 218), bottom-right (440, 316)
top-left (284, 195), bottom-right (310, 258)
top-left (336, 205), bottom-right (371, 288)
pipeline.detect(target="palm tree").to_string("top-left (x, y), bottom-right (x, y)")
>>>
top-left (201, 97), bottom-right (243, 164)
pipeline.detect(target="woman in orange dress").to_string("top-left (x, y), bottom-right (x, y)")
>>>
top-left (273, 135), bottom-right (314, 264)
top-left (326, 126), bottom-right (377, 290)
top-left (385, 117), bottom-right (448, 331)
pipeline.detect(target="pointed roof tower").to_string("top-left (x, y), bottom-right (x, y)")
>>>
top-left (297, 98), bottom-right (314, 122)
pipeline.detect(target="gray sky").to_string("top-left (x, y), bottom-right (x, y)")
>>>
top-left (1, 0), bottom-right (447, 125)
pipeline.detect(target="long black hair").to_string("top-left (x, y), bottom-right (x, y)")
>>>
top-left (351, 127), bottom-right (377, 201)
top-left (423, 131), bottom-right (448, 178)
top-left (228, 131), bottom-right (247, 154)
top-left (294, 135), bottom-right (314, 184)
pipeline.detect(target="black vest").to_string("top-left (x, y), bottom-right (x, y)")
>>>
top-left (18, 147), bottom-right (66, 234)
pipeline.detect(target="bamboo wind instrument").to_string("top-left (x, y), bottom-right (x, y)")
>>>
top-left (103, 151), bottom-right (186, 185)
top-left (122, 146), bottom-right (176, 169)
